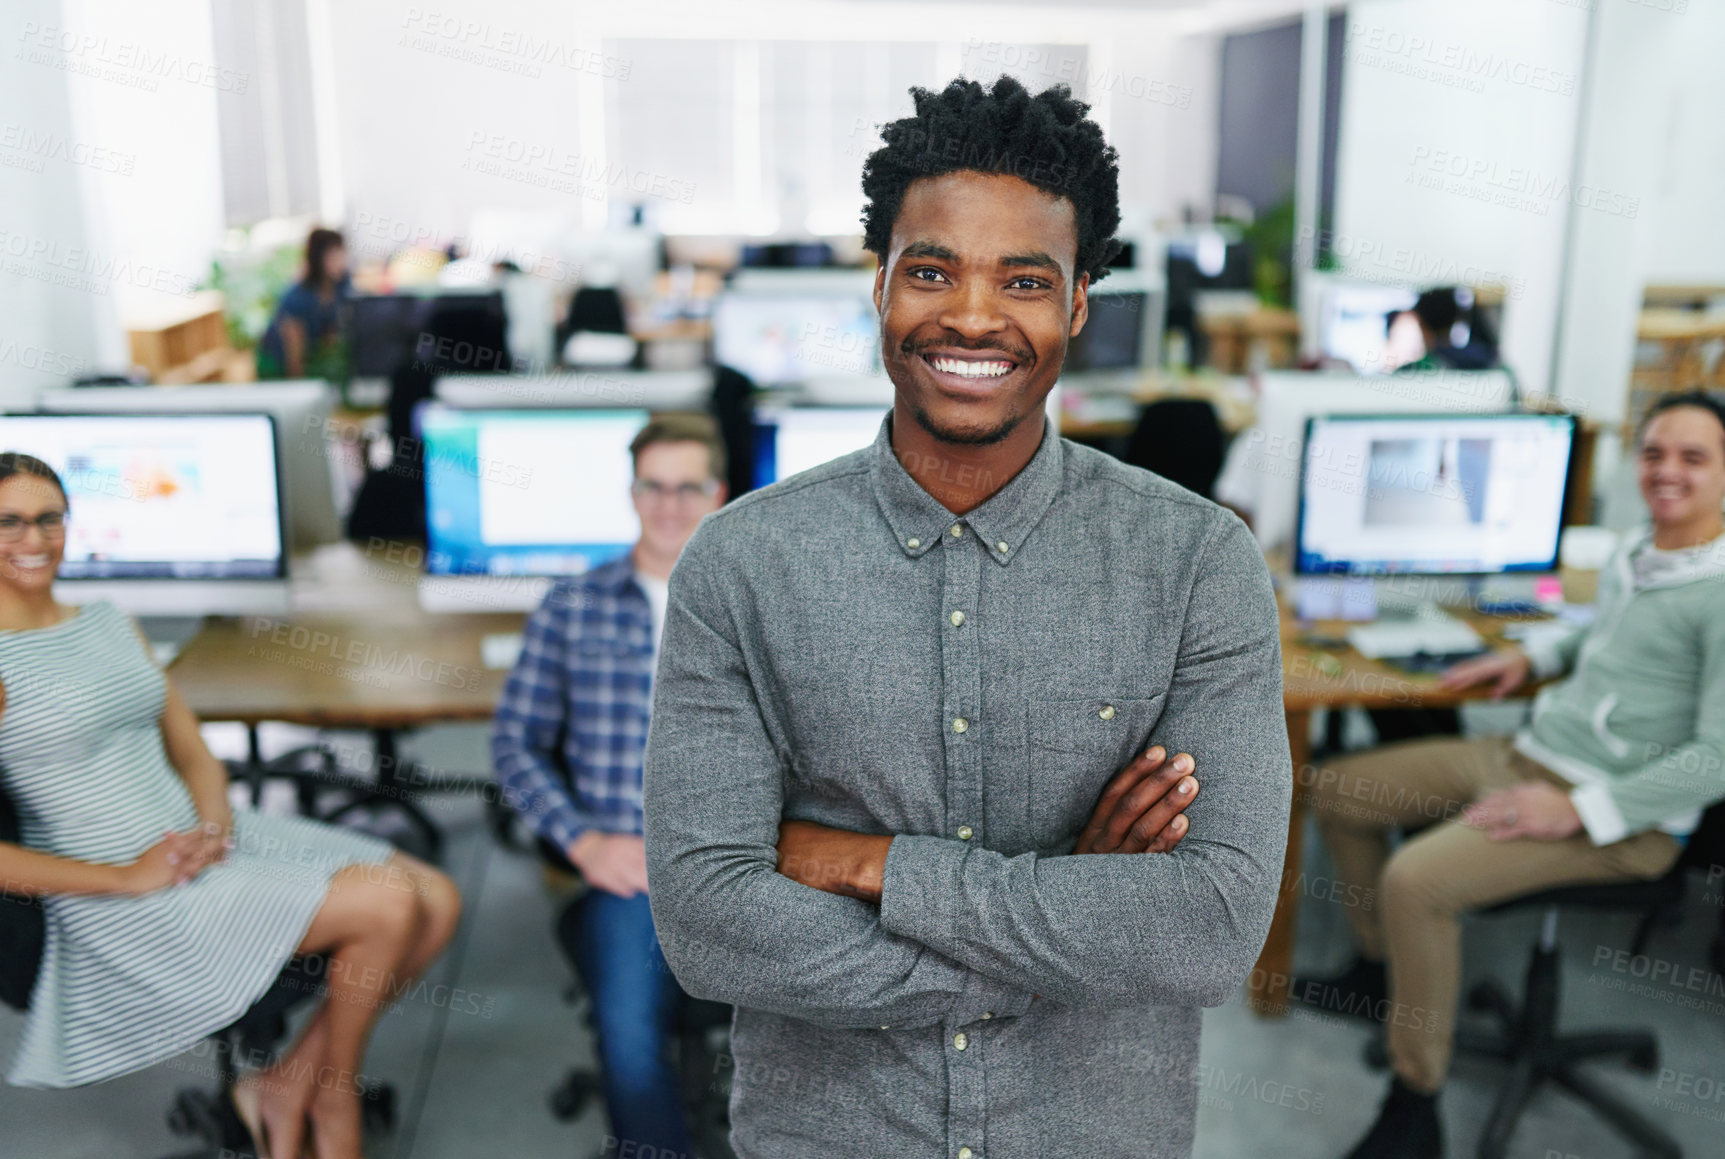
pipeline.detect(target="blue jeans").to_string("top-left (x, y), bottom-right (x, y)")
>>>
top-left (559, 888), bottom-right (695, 1158)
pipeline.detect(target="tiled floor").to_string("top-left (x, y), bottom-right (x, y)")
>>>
top-left (4, 721), bottom-right (1723, 1158)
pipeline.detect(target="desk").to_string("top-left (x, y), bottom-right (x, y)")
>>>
top-left (1248, 604), bottom-right (1546, 1015)
top-left (168, 543), bottom-right (524, 853)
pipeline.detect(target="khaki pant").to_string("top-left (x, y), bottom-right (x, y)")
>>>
top-left (1308, 735), bottom-right (1680, 1092)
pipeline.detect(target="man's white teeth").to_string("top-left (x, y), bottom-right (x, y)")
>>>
top-left (930, 356), bottom-right (1013, 379)
top-left (11, 555), bottom-right (48, 568)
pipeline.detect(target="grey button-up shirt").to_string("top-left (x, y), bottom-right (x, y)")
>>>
top-left (644, 414), bottom-right (1289, 1158)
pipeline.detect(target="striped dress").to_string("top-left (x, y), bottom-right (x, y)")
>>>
top-left (0, 600), bottom-right (393, 1088)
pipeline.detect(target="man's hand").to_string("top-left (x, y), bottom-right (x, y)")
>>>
top-left (1439, 649), bottom-right (1533, 699)
top-left (566, 831), bottom-right (650, 897)
top-left (1462, 781), bottom-right (1583, 841)
top-left (1072, 746), bottom-right (1199, 855)
top-left (776, 821), bottom-right (893, 903)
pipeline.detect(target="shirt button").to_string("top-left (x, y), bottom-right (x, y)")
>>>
top-left (958, 1149), bottom-right (975, 1159)
top-left (952, 717), bottom-right (968, 734)
top-left (996, 541), bottom-right (1009, 553)
top-left (1098, 704), bottom-right (1116, 720)
top-left (956, 825), bottom-right (973, 840)
top-left (907, 537), bottom-right (920, 549)
top-left (950, 523), bottom-right (964, 537)
top-left (949, 610), bottom-right (965, 627)
top-left (982, 1011), bottom-right (993, 1019)
top-left (953, 1032), bottom-right (968, 1051)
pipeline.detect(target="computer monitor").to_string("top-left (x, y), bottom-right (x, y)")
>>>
top-left (1295, 413), bottom-right (1576, 575)
top-left (350, 291), bottom-right (510, 377)
top-left (416, 404), bottom-right (650, 579)
top-left (0, 412), bottom-right (288, 614)
top-left (751, 406), bottom-right (886, 488)
top-left (36, 381), bottom-right (342, 549)
top-left (1215, 370), bottom-right (1517, 556)
top-left (1064, 272), bottom-right (1167, 376)
top-left (740, 241), bottom-right (835, 268)
top-left (712, 279), bottom-right (881, 387)
top-left (1317, 281), bottom-right (1421, 373)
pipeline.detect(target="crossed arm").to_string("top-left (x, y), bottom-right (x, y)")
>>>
top-left (775, 743), bottom-right (1202, 903)
top-left (643, 518), bottom-right (1290, 1026)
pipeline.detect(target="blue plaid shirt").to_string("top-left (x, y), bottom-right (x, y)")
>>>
top-left (492, 556), bottom-right (655, 851)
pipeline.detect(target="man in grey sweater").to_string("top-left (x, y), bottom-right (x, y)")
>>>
top-left (643, 76), bottom-right (1290, 1158)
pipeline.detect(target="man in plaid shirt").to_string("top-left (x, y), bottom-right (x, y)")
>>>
top-left (493, 413), bottom-right (728, 1158)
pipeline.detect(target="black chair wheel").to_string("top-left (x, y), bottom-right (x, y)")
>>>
top-left (165, 1101), bottom-right (192, 1135)
top-left (549, 1069), bottom-right (602, 1121)
top-left (1627, 1043), bottom-right (1660, 1073)
top-left (362, 1080), bottom-right (397, 1131)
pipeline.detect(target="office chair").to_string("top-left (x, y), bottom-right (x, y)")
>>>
top-left (534, 840), bottom-right (735, 1159)
top-left (564, 286), bottom-right (628, 337)
top-left (711, 364), bottom-right (758, 502)
top-left (0, 785), bottom-right (397, 1158)
top-left (1123, 398), bottom-right (1226, 500)
top-left (1363, 803), bottom-right (1725, 1159)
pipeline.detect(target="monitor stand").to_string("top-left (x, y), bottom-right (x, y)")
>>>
top-left (139, 615), bottom-right (209, 667)
top-left (1373, 575), bottom-right (1473, 618)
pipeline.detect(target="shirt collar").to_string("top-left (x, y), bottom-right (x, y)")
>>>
top-left (581, 554), bottom-right (641, 595)
top-left (868, 410), bottom-right (1065, 567)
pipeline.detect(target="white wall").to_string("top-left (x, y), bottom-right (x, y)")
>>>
top-left (0, 0), bottom-right (119, 405)
top-left (1549, 0), bottom-right (1683, 427)
top-left (317, 0), bottom-right (1226, 255)
top-left (57, 0), bottom-right (227, 324)
top-left (1330, 0), bottom-right (1590, 396)
top-left (1638, 1), bottom-right (1725, 285)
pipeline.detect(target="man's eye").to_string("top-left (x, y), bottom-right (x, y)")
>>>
top-left (1009, 277), bottom-right (1048, 290)
top-left (908, 267), bottom-right (945, 282)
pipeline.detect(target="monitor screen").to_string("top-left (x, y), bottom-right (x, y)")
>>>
top-left (0, 413), bottom-right (285, 580)
top-left (1066, 290), bottom-right (1148, 372)
top-left (350, 291), bottom-right (509, 377)
top-left (1319, 283), bottom-right (1421, 373)
top-left (711, 291), bottom-right (880, 386)
top-left (751, 406), bottom-right (885, 488)
top-left (1295, 413), bottom-right (1575, 576)
top-left (417, 405), bottom-right (650, 577)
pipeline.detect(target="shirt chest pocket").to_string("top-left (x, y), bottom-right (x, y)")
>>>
top-left (1024, 693), bottom-right (1167, 850)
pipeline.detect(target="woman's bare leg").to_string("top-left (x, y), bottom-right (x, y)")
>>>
top-left (378, 852), bottom-right (463, 984)
top-left (235, 862), bottom-right (418, 1158)
top-left (239, 855), bottom-right (461, 1158)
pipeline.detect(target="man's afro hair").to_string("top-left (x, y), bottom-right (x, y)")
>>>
top-left (860, 75), bottom-right (1123, 283)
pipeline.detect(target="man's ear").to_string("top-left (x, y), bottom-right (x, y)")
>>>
top-left (1069, 271), bottom-right (1090, 339)
top-left (872, 263), bottom-right (886, 314)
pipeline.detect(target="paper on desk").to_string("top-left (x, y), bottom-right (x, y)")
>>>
top-left (482, 632), bottom-right (525, 670)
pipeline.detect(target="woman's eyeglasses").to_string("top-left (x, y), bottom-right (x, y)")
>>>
top-left (0, 512), bottom-right (68, 542)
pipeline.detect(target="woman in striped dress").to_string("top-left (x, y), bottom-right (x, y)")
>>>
top-left (0, 453), bottom-right (461, 1159)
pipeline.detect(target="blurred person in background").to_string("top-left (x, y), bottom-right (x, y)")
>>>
top-left (0, 451), bottom-right (460, 1159)
top-left (492, 413), bottom-right (727, 1159)
top-left (258, 226), bottom-right (351, 380)
top-left (1300, 391), bottom-right (1725, 1159)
